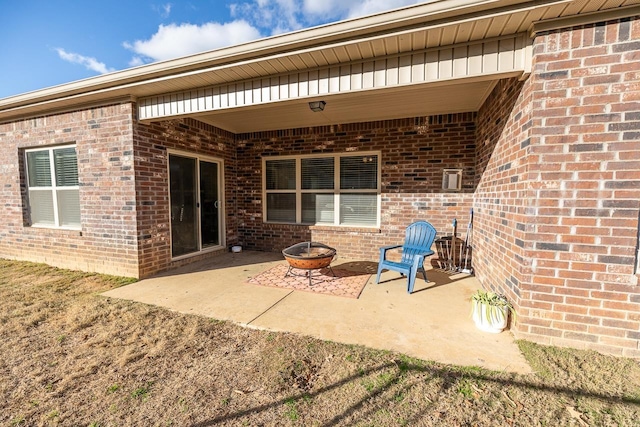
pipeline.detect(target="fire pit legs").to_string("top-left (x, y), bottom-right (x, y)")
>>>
top-left (284, 264), bottom-right (336, 286)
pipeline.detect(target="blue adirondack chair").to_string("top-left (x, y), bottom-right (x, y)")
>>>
top-left (375, 221), bottom-right (437, 293)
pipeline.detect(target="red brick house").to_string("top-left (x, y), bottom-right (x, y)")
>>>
top-left (1, 0), bottom-right (639, 357)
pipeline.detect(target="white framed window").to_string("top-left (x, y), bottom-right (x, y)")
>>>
top-left (25, 145), bottom-right (80, 229)
top-left (263, 152), bottom-right (380, 227)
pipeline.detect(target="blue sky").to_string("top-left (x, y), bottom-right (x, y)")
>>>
top-left (0, 0), bottom-right (422, 100)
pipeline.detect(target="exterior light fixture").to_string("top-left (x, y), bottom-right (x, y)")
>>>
top-left (308, 100), bottom-right (326, 112)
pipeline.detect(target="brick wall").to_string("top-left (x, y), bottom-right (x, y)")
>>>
top-left (476, 17), bottom-right (640, 357)
top-left (236, 115), bottom-right (476, 261)
top-left (0, 102), bottom-right (140, 277)
top-left (133, 116), bottom-right (237, 277)
top-left (474, 77), bottom-right (533, 312)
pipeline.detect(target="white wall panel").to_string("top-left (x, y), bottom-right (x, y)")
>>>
top-left (340, 65), bottom-right (352, 91)
top-left (319, 68), bottom-right (330, 94)
top-left (411, 53), bottom-right (426, 83)
top-left (482, 40), bottom-right (499, 73)
top-left (243, 83), bottom-right (252, 105)
top-left (309, 70), bottom-right (319, 95)
top-left (261, 79), bottom-right (270, 102)
top-left (362, 62), bottom-right (374, 89)
top-left (351, 63), bottom-right (363, 90)
top-left (220, 86), bottom-right (229, 108)
top-left (468, 44), bottom-right (484, 75)
top-left (386, 57), bottom-right (399, 86)
top-left (329, 67), bottom-right (340, 93)
top-left (270, 77), bottom-right (280, 101)
top-left (498, 37), bottom-right (516, 72)
top-left (398, 55), bottom-right (412, 84)
top-left (425, 51), bottom-right (439, 80)
top-left (279, 76), bottom-right (289, 100)
top-left (453, 46), bottom-right (468, 77)
top-left (289, 74), bottom-right (299, 99)
top-left (298, 73), bottom-right (309, 97)
top-left (438, 49), bottom-right (453, 79)
top-left (374, 60), bottom-right (387, 87)
top-left (232, 86), bottom-right (239, 107)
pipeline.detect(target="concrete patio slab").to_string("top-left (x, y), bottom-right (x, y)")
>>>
top-left (103, 251), bottom-right (532, 374)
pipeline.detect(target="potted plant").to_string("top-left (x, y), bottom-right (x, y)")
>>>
top-left (471, 289), bottom-right (516, 333)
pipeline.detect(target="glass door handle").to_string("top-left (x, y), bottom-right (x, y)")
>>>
top-left (214, 201), bottom-right (220, 209)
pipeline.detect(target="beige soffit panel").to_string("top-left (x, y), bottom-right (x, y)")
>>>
top-left (531, 3), bottom-right (640, 35)
top-left (137, 34), bottom-right (530, 122)
top-left (193, 77), bottom-right (505, 133)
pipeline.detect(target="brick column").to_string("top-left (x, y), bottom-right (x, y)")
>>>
top-left (476, 17), bottom-right (640, 357)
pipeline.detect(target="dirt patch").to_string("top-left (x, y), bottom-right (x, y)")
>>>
top-left (1, 259), bottom-right (639, 426)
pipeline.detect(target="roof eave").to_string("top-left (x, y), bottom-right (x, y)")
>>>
top-left (0, 0), bottom-right (532, 113)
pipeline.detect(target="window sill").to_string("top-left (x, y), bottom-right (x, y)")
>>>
top-left (27, 225), bottom-right (83, 235)
top-left (309, 225), bottom-right (381, 233)
top-left (262, 221), bottom-right (381, 233)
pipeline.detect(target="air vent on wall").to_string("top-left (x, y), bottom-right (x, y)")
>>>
top-left (442, 168), bottom-right (462, 191)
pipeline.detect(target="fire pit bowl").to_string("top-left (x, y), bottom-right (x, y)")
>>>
top-left (282, 242), bottom-right (336, 270)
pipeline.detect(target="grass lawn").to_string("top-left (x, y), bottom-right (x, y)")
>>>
top-left (1, 259), bottom-right (639, 426)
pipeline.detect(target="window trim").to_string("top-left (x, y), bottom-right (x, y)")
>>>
top-left (635, 209), bottom-right (640, 275)
top-left (262, 151), bottom-right (381, 228)
top-left (24, 144), bottom-right (81, 230)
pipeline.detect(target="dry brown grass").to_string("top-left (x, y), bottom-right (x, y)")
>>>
top-left (1, 259), bottom-right (639, 426)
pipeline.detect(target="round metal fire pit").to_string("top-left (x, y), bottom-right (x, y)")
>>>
top-left (282, 242), bottom-right (336, 285)
top-left (282, 241), bottom-right (336, 269)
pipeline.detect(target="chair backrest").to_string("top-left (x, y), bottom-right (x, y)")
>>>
top-left (400, 221), bottom-right (437, 264)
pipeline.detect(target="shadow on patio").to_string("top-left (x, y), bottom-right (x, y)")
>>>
top-left (103, 250), bottom-right (531, 373)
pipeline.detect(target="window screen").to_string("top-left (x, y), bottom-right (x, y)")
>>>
top-left (340, 155), bottom-right (377, 190)
top-left (54, 147), bottom-right (79, 186)
top-left (27, 150), bottom-right (52, 187)
top-left (302, 158), bottom-right (334, 190)
top-left (266, 159), bottom-right (295, 190)
top-left (25, 145), bottom-right (80, 229)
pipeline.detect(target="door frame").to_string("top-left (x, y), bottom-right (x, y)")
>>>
top-left (167, 149), bottom-right (225, 261)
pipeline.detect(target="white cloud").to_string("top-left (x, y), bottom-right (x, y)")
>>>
top-left (153, 3), bottom-right (172, 19)
top-left (231, 0), bottom-right (423, 35)
top-left (122, 1), bottom-right (423, 66)
top-left (55, 48), bottom-right (115, 74)
top-left (301, 0), bottom-right (423, 19)
top-left (343, 0), bottom-right (422, 18)
top-left (123, 20), bottom-right (262, 63)
top-left (230, 0), bottom-right (303, 35)
top-left (128, 56), bottom-right (145, 68)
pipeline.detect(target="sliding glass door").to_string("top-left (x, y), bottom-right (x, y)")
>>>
top-left (169, 153), bottom-right (223, 258)
top-left (199, 160), bottom-right (220, 249)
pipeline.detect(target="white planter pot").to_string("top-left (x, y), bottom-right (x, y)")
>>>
top-left (472, 301), bottom-right (509, 333)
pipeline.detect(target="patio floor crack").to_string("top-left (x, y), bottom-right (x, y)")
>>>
top-left (246, 290), bottom-right (295, 325)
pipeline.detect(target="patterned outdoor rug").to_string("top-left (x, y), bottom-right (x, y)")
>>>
top-left (247, 263), bottom-right (370, 299)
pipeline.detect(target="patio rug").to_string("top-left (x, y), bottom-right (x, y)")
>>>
top-left (247, 264), bottom-right (370, 299)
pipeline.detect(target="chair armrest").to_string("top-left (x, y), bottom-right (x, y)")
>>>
top-left (416, 250), bottom-right (435, 257)
top-left (378, 244), bottom-right (402, 263)
top-left (379, 244), bottom-right (402, 254)
top-left (411, 250), bottom-right (435, 267)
